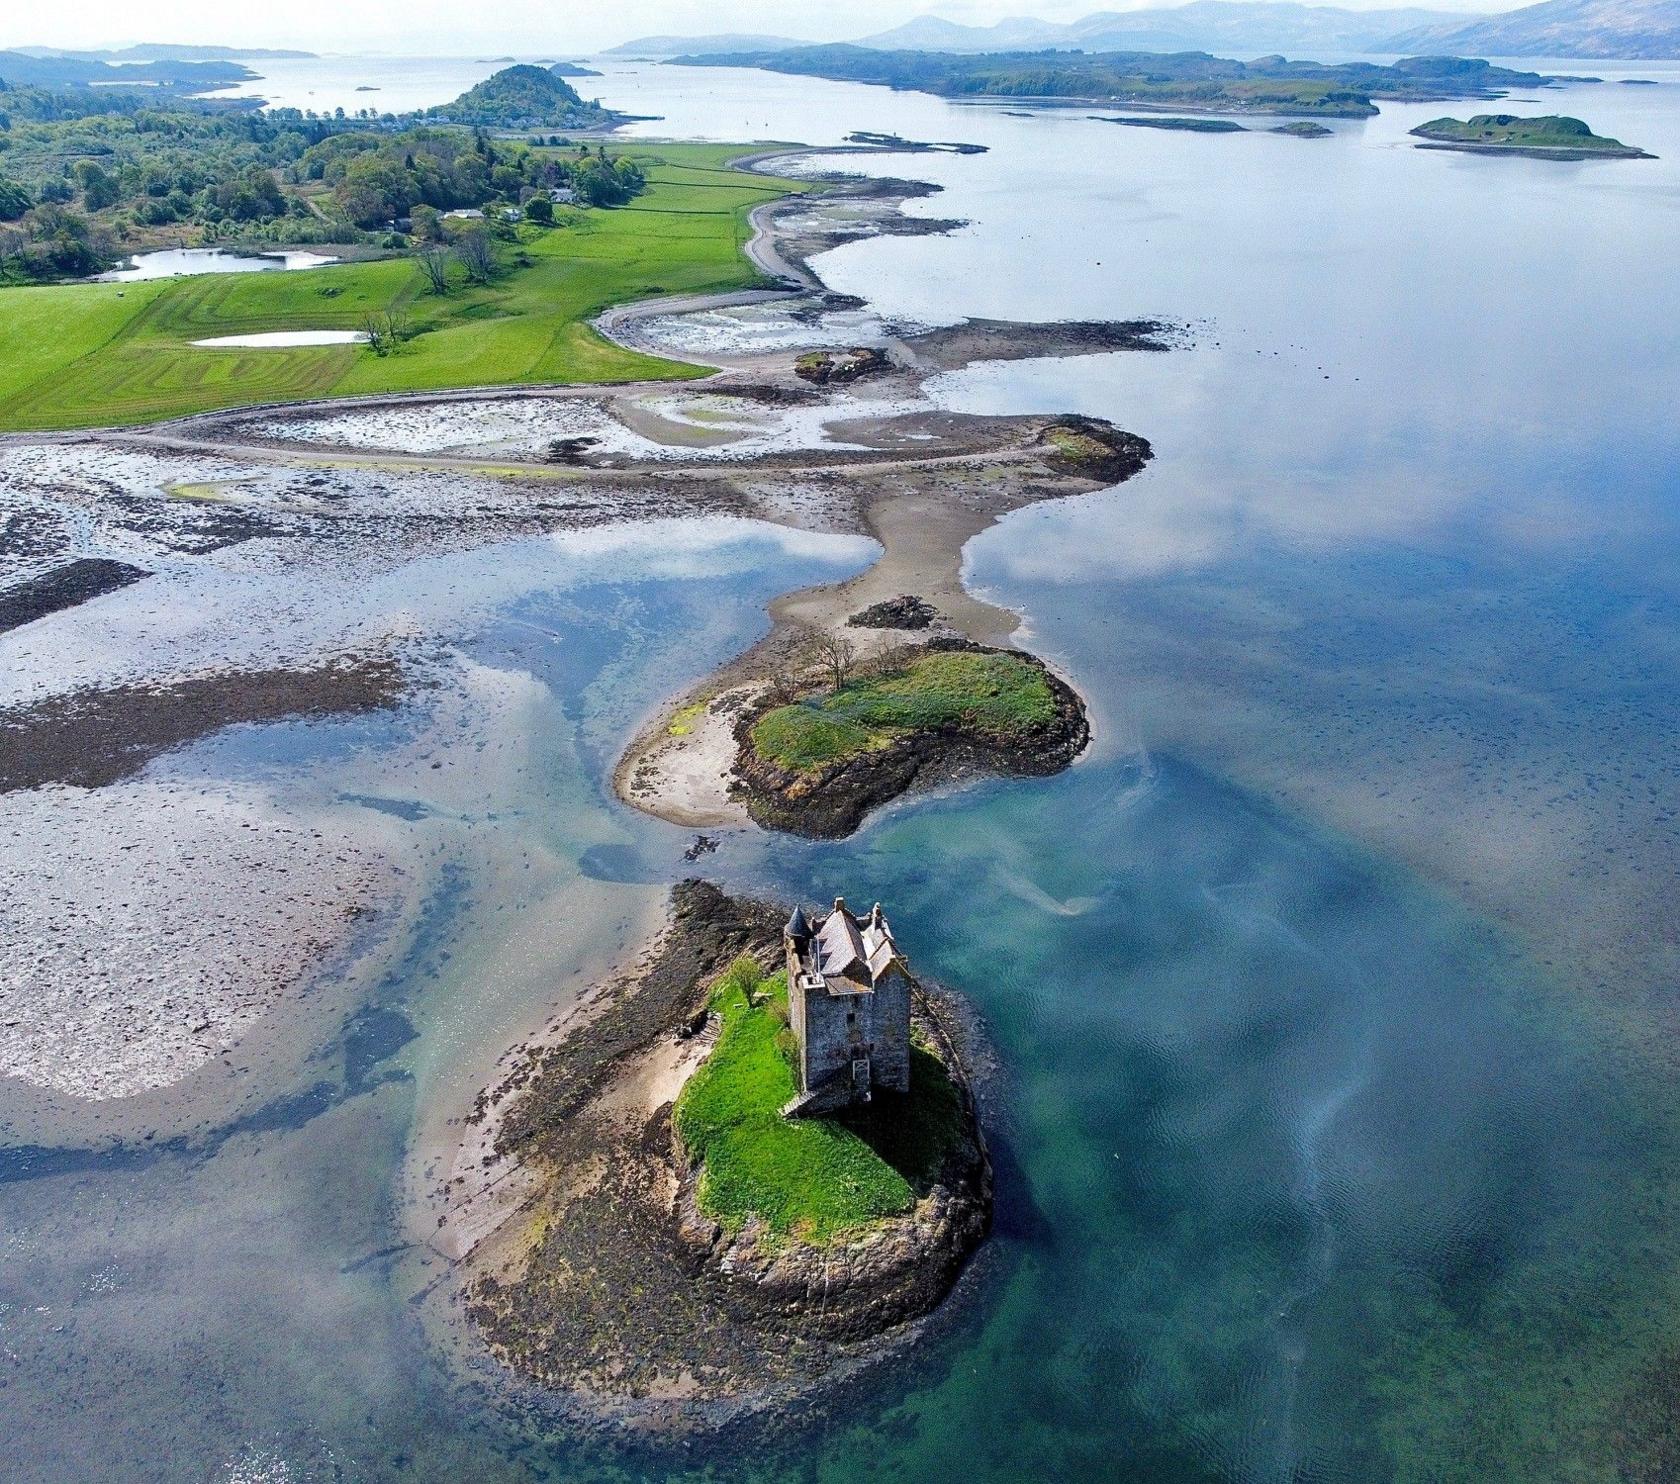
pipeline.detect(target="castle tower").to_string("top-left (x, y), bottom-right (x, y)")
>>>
top-left (782, 895), bottom-right (913, 1118)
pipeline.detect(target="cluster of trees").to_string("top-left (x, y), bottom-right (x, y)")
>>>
top-left (312, 134), bottom-right (647, 229)
top-left (303, 130), bottom-right (502, 228)
top-left (0, 172), bottom-right (28, 219)
top-left (0, 78), bottom-right (651, 282)
top-left (0, 89), bottom-right (348, 253)
top-left (570, 149), bottom-right (646, 207)
top-left (0, 201), bottom-right (116, 279)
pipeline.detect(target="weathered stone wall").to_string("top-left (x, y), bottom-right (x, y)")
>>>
top-left (872, 967), bottom-right (912, 1093)
top-left (803, 983), bottom-right (862, 1093)
top-left (799, 972), bottom-right (912, 1100)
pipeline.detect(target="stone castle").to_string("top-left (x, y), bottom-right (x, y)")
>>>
top-left (782, 897), bottom-right (912, 1118)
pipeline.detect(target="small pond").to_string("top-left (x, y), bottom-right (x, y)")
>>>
top-left (191, 330), bottom-right (367, 348)
top-left (96, 248), bottom-right (339, 282)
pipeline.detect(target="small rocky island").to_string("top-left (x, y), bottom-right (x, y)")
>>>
top-left (459, 882), bottom-right (990, 1426)
top-left (1410, 114), bottom-right (1655, 160)
top-left (614, 415), bottom-right (1145, 842)
top-left (1090, 114), bottom-right (1247, 133)
top-left (733, 639), bottom-right (1089, 839)
top-left (1271, 121), bottom-right (1333, 139)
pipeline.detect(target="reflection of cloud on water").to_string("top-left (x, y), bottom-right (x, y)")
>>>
top-left (546, 516), bottom-right (873, 580)
top-left (936, 348), bottom-right (1667, 586)
top-left (1, 517), bottom-right (872, 707)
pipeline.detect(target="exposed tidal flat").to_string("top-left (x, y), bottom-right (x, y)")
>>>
top-left (2, 55), bottom-right (1680, 1484)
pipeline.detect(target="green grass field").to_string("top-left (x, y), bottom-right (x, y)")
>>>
top-left (751, 649), bottom-right (1059, 771)
top-left (673, 958), bottom-right (961, 1244)
top-left (0, 142), bottom-right (803, 431)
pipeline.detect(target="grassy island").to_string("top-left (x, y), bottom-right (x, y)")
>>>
top-left (751, 648), bottom-right (1057, 772)
top-left (731, 641), bottom-right (1090, 838)
top-left (423, 64), bottom-right (617, 129)
top-left (674, 958), bottom-right (963, 1243)
top-left (1410, 114), bottom-right (1654, 159)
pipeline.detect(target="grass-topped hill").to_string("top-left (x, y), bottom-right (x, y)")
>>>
top-left (751, 647), bottom-right (1057, 772)
top-left (734, 640), bottom-right (1090, 838)
top-left (674, 957), bottom-right (964, 1244)
top-left (426, 65), bottom-right (616, 129)
top-left (1410, 114), bottom-right (1654, 159)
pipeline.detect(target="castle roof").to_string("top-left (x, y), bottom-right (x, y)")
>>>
top-left (785, 904), bottom-right (811, 942)
top-left (809, 899), bottom-right (903, 995)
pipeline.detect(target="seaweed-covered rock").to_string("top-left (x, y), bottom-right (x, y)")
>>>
top-left (846, 594), bottom-right (937, 630)
top-left (793, 346), bottom-right (890, 385)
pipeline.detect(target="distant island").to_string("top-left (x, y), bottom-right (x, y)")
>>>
top-left (670, 46), bottom-right (1561, 118)
top-left (13, 43), bottom-right (315, 61)
top-left (1410, 113), bottom-right (1655, 158)
top-left (425, 64), bottom-right (624, 129)
top-left (0, 47), bottom-right (256, 90)
top-left (1091, 114), bottom-right (1247, 131)
top-left (845, 129), bottom-right (988, 152)
top-left (1272, 120), bottom-right (1335, 137)
top-left (548, 61), bottom-right (604, 78)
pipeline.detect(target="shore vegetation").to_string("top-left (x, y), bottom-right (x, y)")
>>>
top-left (673, 957), bottom-right (963, 1244)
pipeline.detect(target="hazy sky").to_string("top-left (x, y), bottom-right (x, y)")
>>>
top-left (0, 0), bottom-right (1508, 56)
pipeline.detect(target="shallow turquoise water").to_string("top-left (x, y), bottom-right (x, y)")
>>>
top-left (6, 59), bottom-right (1680, 1484)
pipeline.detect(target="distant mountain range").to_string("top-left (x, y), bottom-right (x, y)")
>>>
top-left (609, 0), bottom-right (1680, 61)
top-left (1388, 0), bottom-right (1680, 58)
top-left (13, 44), bottom-right (315, 61)
top-left (602, 33), bottom-right (810, 58)
top-left (856, 5), bottom-right (1452, 56)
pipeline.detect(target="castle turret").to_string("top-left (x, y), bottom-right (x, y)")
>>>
top-left (785, 904), bottom-right (811, 950)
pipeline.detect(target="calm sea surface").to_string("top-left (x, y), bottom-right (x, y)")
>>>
top-left (5, 57), bottom-right (1680, 1482)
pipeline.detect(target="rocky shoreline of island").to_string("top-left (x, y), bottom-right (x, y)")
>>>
top-left (452, 880), bottom-right (994, 1430)
top-left (729, 637), bottom-right (1091, 839)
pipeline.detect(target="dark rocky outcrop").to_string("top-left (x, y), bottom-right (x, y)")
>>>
top-left (0, 654), bottom-right (409, 794)
top-left (793, 346), bottom-right (891, 386)
top-left (484, 879), bottom-right (784, 1145)
top-left (731, 638), bottom-right (1090, 840)
top-left (1038, 416), bottom-right (1155, 484)
top-left (0, 558), bottom-right (148, 634)
top-left (846, 593), bottom-right (937, 630)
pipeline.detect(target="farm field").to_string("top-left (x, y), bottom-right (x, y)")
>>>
top-left (0, 142), bottom-right (802, 431)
